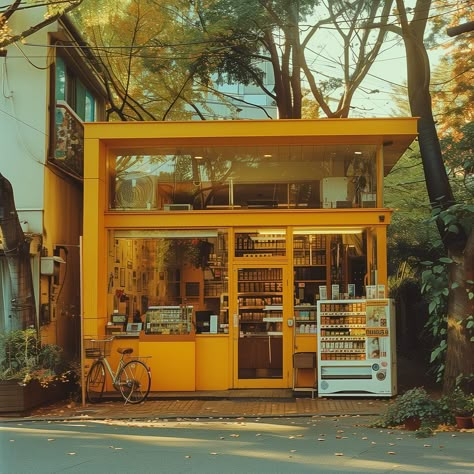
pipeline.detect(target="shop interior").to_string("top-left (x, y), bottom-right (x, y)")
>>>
top-left (106, 227), bottom-right (369, 380)
top-left (109, 144), bottom-right (377, 211)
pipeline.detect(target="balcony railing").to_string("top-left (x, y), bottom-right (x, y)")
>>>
top-left (52, 100), bottom-right (84, 179)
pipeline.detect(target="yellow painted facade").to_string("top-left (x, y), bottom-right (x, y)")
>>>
top-left (83, 118), bottom-right (417, 392)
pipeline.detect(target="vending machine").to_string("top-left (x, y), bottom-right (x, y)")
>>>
top-left (317, 299), bottom-right (397, 397)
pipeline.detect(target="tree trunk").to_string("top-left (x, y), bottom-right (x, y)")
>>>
top-left (396, 0), bottom-right (471, 392)
top-left (0, 174), bottom-right (36, 329)
top-left (444, 230), bottom-right (474, 393)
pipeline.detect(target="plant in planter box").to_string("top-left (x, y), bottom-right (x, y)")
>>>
top-left (372, 387), bottom-right (440, 431)
top-left (438, 387), bottom-right (474, 428)
top-left (0, 329), bottom-right (77, 412)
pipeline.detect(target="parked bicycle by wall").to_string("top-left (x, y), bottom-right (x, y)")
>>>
top-left (84, 337), bottom-right (151, 404)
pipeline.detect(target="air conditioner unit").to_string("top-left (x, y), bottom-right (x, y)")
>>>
top-left (115, 173), bottom-right (158, 210)
top-left (163, 204), bottom-right (192, 211)
top-left (320, 177), bottom-right (349, 208)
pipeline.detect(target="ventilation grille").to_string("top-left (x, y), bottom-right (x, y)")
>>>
top-left (115, 174), bottom-right (157, 209)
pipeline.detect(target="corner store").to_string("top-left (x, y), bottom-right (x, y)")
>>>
top-left (82, 118), bottom-right (417, 393)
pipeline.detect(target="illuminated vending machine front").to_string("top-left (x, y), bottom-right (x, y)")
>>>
top-left (317, 299), bottom-right (397, 397)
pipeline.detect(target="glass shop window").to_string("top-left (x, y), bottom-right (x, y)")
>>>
top-left (107, 229), bottom-right (229, 334)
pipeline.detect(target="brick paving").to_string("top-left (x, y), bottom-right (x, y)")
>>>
top-left (1, 390), bottom-right (392, 421)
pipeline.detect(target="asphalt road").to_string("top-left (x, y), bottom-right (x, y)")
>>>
top-left (1, 415), bottom-right (473, 473)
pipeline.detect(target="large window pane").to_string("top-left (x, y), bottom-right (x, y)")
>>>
top-left (108, 145), bottom-right (377, 211)
top-left (107, 229), bottom-right (229, 334)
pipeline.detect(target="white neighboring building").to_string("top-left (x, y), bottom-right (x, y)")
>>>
top-left (0, 9), bottom-right (106, 355)
top-left (191, 61), bottom-right (277, 120)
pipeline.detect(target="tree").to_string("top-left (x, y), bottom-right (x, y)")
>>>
top-left (172, 0), bottom-right (398, 119)
top-left (73, 0), bottom-right (200, 121)
top-left (70, 1), bottom-right (473, 389)
top-left (0, 1), bottom-right (83, 49)
top-left (393, 0), bottom-right (473, 392)
top-left (72, 1), bottom-right (398, 120)
top-left (0, 174), bottom-right (36, 330)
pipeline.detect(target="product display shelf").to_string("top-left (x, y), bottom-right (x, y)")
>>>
top-left (238, 268), bottom-right (283, 337)
top-left (292, 304), bottom-right (318, 397)
top-left (316, 299), bottom-right (397, 397)
top-left (145, 305), bottom-right (193, 335)
top-left (294, 304), bottom-right (318, 334)
top-left (318, 300), bottom-right (367, 361)
top-left (293, 234), bottom-right (328, 304)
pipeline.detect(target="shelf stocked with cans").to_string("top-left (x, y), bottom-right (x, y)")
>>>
top-left (320, 318), bottom-right (366, 327)
top-left (316, 299), bottom-right (396, 397)
top-left (319, 301), bottom-right (366, 314)
top-left (318, 300), bottom-right (368, 360)
top-left (319, 301), bottom-right (367, 327)
top-left (235, 232), bottom-right (286, 258)
top-left (294, 304), bottom-right (317, 334)
top-left (238, 267), bottom-right (284, 337)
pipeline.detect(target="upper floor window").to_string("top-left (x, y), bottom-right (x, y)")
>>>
top-left (55, 56), bottom-right (96, 121)
top-left (51, 56), bottom-right (102, 178)
top-left (108, 144), bottom-right (378, 211)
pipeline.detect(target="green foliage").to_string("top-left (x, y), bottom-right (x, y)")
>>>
top-left (372, 387), bottom-right (441, 429)
top-left (419, 199), bottom-right (474, 383)
top-left (438, 387), bottom-right (474, 419)
top-left (0, 329), bottom-right (74, 387)
top-left (373, 386), bottom-right (474, 432)
top-left (385, 147), bottom-right (443, 275)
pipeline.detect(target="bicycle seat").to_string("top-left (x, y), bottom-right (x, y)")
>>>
top-left (117, 347), bottom-right (134, 355)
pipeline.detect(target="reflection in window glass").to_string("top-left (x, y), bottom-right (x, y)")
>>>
top-left (109, 145), bottom-right (377, 211)
top-left (55, 57), bottom-right (66, 101)
top-left (108, 229), bottom-right (229, 334)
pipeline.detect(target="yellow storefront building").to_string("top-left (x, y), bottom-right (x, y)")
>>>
top-left (82, 118), bottom-right (417, 393)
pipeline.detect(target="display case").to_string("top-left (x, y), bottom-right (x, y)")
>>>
top-left (237, 267), bottom-right (284, 379)
top-left (145, 305), bottom-right (193, 335)
top-left (317, 299), bottom-right (397, 397)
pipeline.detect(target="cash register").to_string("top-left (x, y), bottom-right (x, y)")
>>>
top-left (124, 322), bottom-right (142, 336)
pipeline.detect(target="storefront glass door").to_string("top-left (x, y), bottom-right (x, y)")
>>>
top-left (234, 265), bottom-right (289, 387)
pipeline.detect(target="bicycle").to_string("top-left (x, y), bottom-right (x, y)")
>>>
top-left (84, 337), bottom-right (151, 404)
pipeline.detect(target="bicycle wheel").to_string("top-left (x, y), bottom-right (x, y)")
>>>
top-left (117, 360), bottom-right (151, 404)
top-left (86, 360), bottom-right (106, 403)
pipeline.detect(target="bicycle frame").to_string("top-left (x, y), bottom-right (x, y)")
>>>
top-left (101, 356), bottom-right (126, 388)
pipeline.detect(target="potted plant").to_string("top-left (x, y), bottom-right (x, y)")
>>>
top-left (439, 387), bottom-right (474, 429)
top-left (373, 387), bottom-right (439, 431)
top-left (0, 329), bottom-right (77, 413)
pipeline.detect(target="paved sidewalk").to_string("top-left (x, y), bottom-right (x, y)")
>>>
top-left (1, 390), bottom-right (391, 422)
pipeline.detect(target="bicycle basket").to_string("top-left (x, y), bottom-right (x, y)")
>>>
top-left (84, 337), bottom-right (113, 358)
